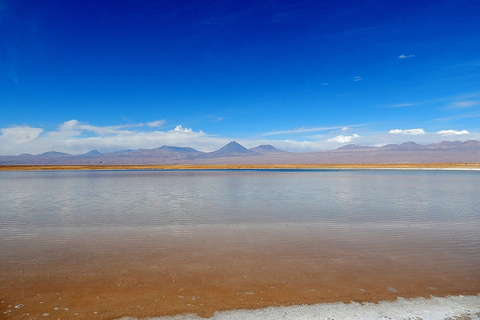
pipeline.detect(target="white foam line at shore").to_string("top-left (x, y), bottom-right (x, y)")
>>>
top-left (118, 295), bottom-right (480, 320)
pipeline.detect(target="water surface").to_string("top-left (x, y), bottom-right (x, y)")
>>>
top-left (1, 169), bottom-right (479, 319)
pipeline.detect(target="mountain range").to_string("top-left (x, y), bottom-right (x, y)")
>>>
top-left (1, 140), bottom-right (479, 165)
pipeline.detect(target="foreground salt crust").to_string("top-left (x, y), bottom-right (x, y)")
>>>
top-left (119, 295), bottom-right (480, 320)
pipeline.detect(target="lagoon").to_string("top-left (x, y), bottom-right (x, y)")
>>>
top-left (1, 169), bottom-right (479, 319)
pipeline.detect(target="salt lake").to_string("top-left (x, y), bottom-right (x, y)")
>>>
top-left (1, 169), bottom-right (479, 319)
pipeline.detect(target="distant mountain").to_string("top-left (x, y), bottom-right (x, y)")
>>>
top-left (249, 145), bottom-right (286, 154)
top-left (141, 146), bottom-right (202, 158)
top-left (157, 146), bottom-right (201, 154)
top-left (207, 141), bottom-right (258, 157)
top-left (108, 145), bottom-right (202, 158)
top-left (462, 140), bottom-right (480, 148)
top-left (344, 140), bottom-right (480, 151)
top-left (39, 151), bottom-right (72, 157)
top-left (336, 144), bottom-right (372, 150)
top-left (428, 140), bottom-right (480, 149)
top-left (381, 141), bottom-right (424, 151)
top-left (80, 150), bottom-right (102, 156)
top-left (429, 141), bottom-right (463, 148)
top-left (0, 140), bottom-right (479, 165)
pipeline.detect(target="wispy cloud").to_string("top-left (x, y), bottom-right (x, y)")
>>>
top-left (206, 115), bottom-right (223, 123)
top-left (389, 128), bottom-right (426, 135)
top-left (385, 102), bottom-right (418, 108)
top-left (398, 54), bottom-right (415, 59)
top-left (437, 129), bottom-right (470, 136)
top-left (434, 111), bottom-right (480, 122)
top-left (264, 124), bottom-right (368, 136)
top-left (354, 76), bottom-right (363, 82)
top-left (146, 120), bottom-right (166, 127)
top-left (445, 60), bottom-right (480, 69)
top-left (264, 126), bottom-right (344, 136)
top-left (385, 92), bottom-right (480, 110)
top-left (448, 101), bottom-right (479, 109)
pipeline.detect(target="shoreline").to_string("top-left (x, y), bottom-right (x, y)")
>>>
top-left (1, 162), bottom-right (480, 171)
top-left (121, 295), bottom-right (480, 320)
top-left (117, 295), bottom-right (480, 320)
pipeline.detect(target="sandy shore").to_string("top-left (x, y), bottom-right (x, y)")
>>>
top-left (1, 162), bottom-right (480, 171)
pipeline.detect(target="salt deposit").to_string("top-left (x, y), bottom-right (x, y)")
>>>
top-left (118, 295), bottom-right (480, 320)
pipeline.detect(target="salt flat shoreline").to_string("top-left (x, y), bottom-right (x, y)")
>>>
top-left (1, 162), bottom-right (480, 171)
top-left (118, 295), bottom-right (480, 320)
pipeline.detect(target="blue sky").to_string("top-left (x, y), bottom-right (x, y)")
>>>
top-left (1, 0), bottom-right (480, 155)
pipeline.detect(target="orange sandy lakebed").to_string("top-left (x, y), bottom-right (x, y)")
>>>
top-left (1, 225), bottom-right (479, 319)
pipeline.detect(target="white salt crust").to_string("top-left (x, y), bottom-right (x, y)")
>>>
top-left (118, 295), bottom-right (480, 320)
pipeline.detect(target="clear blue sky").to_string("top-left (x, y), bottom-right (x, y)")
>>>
top-left (1, 0), bottom-right (479, 155)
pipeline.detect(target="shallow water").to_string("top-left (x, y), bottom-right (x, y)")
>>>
top-left (1, 169), bottom-right (479, 319)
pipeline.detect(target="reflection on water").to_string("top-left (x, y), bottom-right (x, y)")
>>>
top-left (2, 169), bottom-right (479, 229)
top-left (0, 169), bottom-right (479, 319)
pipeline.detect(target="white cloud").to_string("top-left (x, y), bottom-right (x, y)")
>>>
top-left (0, 120), bottom-right (211, 155)
top-left (389, 128), bottom-right (426, 135)
top-left (60, 119), bottom-right (80, 130)
top-left (0, 120), bottom-right (362, 155)
top-left (327, 134), bottom-right (360, 143)
top-left (0, 125), bottom-right (43, 144)
top-left (48, 119), bottom-right (167, 139)
top-left (174, 125), bottom-right (193, 133)
top-left (60, 120), bottom-right (126, 135)
top-left (398, 54), bottom-right (415, 59)
top-left (48, 121), bottom-right (117, 139)
top-left (354, 76), bottom-right (362, 82)
top-left (0, 125), bottom-right (44, 155)
top-left (436, 129), bottom-right (470, 136)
